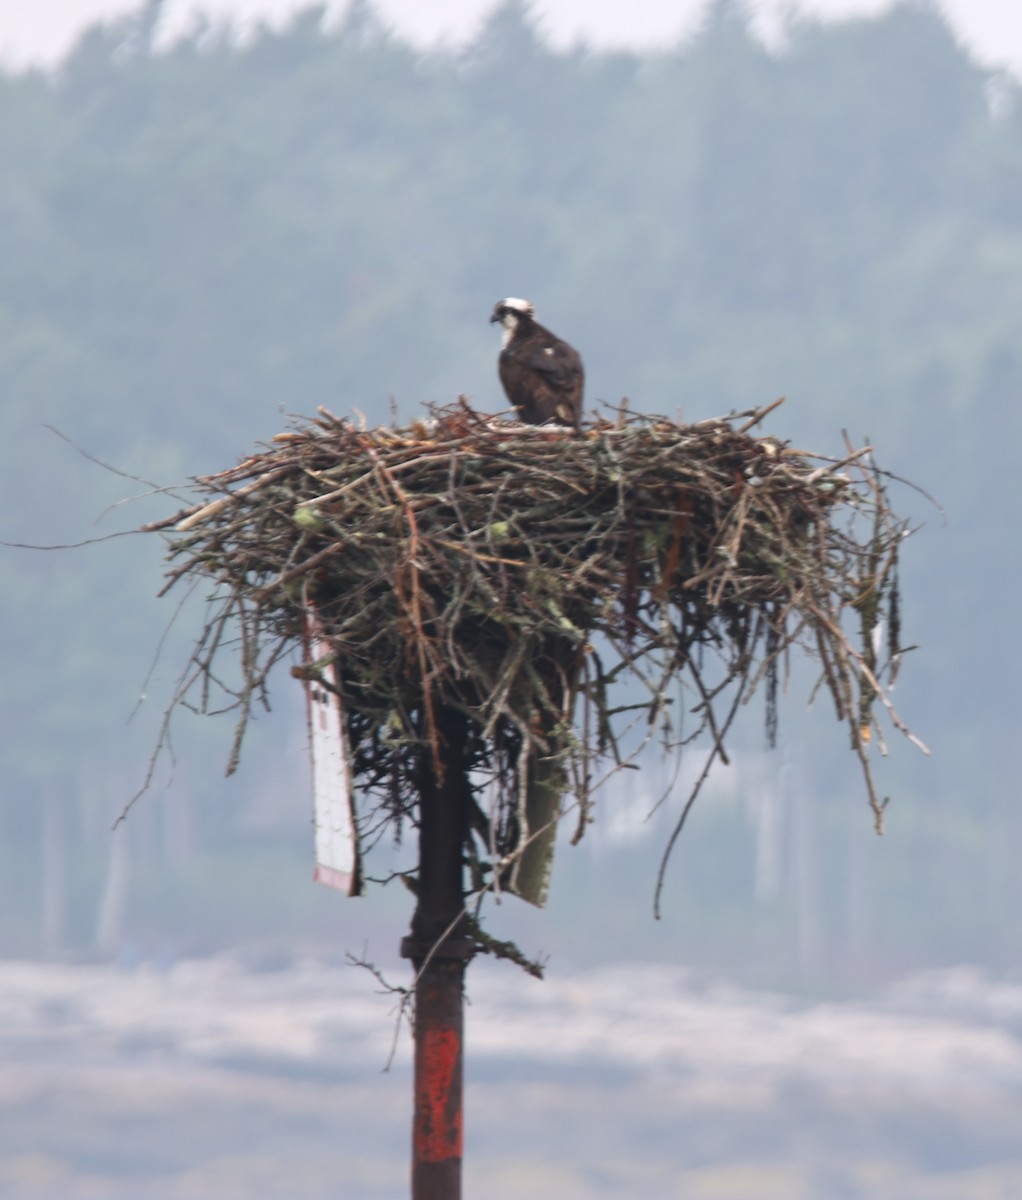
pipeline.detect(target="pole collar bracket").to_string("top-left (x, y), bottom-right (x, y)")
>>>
top-left (400, 934), bottom-right (477, 963)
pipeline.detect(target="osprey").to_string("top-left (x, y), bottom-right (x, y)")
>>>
top-left (490, 298), bottom-right (583, 428)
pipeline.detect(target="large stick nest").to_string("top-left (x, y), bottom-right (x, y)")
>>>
top-left (146, 399), bottom-right (921, 908)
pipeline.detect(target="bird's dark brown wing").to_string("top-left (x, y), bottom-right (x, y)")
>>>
top-left (511, 338), bottom-right (582, 389)
top-left (500, 326), bottom-right (584, 427)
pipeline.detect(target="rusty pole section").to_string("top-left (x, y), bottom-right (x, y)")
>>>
top-left (401, 708), bottom-right (476, 1200)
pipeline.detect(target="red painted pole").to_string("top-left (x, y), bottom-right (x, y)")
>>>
top-left (401, 708), bottom-right (475, 1200)
top-left (406, 951), bottom-right (471, 1198)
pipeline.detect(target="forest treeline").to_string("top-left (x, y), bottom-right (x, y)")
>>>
top-left (0, 0), bottom-right (1019, 981)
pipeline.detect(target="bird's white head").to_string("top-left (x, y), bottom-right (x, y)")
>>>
top-left (490, 297), bottom-right (535, 346)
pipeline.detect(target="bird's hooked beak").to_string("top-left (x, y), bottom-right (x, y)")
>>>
top-left (489, 308), bottom-right (502, 324)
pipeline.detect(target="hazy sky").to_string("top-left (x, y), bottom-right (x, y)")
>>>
top-left (2, 0), bottom-right (1022, 77)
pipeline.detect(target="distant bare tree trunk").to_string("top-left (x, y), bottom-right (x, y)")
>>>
top-left (750, 765), bottom-right (784, 903)
top-left (41, 787), bottom-right (66, 957)
top-left (844, 806), bottom-right (870, 982)
top-left (96, 826), bottom-right (130, 957)
top-left (790, 761), bottom-right (823, 979)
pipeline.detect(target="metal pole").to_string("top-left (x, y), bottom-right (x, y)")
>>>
top-left (401, 707), bottom-right (475, 1200)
